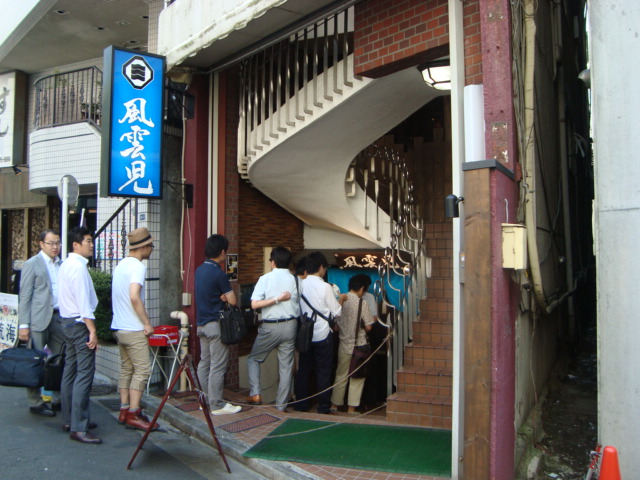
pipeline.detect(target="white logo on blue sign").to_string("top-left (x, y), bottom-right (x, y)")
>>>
top-left (122, 56), bottom-right (154, 90)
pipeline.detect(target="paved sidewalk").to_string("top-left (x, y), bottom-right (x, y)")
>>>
top-left (139, 389), bottom-right (450, 480)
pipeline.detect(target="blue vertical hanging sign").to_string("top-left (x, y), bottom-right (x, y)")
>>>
top-left (101, 46), bottom-right (165, 199)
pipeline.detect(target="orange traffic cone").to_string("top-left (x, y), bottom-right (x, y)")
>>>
top-left (599, 445), bottom-right (621, 480)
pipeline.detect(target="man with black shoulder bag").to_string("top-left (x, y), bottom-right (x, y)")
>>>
top-left (293, 252), bottom-right (345, 414)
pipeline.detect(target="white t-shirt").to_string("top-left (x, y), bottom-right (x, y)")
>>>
top-left (111, 256), bottom-right (146, 331)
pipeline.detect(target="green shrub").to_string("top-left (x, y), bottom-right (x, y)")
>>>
top-left (89, 268), bottom-right (115, 342)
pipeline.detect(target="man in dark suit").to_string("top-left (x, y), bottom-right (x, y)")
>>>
top-left (18, 229), bottom-right (64, 417)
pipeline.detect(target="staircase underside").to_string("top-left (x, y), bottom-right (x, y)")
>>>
top-left (247, 67), bottom-right (443, 244)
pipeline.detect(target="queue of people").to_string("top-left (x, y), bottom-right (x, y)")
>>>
top-left (17, 228), bottom-right (383, 443)
top-left (17, 226), bottom-right (159, 444)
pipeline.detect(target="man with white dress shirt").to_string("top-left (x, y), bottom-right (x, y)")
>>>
top-left (246, 246), bottom-right (300, 412)
top-left (18, 229), bottom-right (64, 417)
top-left (58, 226), bottom-right (101, 444)
top-left (293, 251), bottom-right (345, 414)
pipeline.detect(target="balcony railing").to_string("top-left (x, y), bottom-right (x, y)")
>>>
top-left (34, 66), bottom-right (103, 130)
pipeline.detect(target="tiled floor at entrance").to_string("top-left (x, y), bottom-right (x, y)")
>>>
top-left (163, 388), bottom-right (450, 480)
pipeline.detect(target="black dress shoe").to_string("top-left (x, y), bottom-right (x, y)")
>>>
top-left (63, 422), bottom-right (97, 432)
top-left (70, 431), bottom-right (102, 444)
top-left (51, 403), bottom-right (62, 412)
top-left (30, 404), bottom-right (56, 417)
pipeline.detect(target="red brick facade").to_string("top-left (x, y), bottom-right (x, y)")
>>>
top-left (238, 182), bottom-right (304, 287)
top-left (464, 0), bottom-right (482, 84)
top-left (354, 0), bottom-right (449, 78)
top-left (354, 0), bottom-right (482, 85)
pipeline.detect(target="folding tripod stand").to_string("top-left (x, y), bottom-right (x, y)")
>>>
top-left (127, 353), bottom-right (231, 473)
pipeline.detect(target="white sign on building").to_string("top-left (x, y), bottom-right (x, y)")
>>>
top-left (0, 71), bottom-right (27, 168)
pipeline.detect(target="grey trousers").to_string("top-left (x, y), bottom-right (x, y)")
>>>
top-left (197, 321), bottom-right (228, 410)
top-left (247, 320), bottom-right (296, 410)
top-left (60, 317), bottom-right (95, 433)
top-left (27, 312), bottom-right (65, 406)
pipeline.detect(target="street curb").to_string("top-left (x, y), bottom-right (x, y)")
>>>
top-left (142, 394), bottom-right (320, 480)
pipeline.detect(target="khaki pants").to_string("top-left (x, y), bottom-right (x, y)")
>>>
top-left (331, 350), bottom-right (365, 408)
top-left (115, 330), bottom-right (152, 392)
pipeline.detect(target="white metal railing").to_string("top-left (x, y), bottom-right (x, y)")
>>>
top-left (238, 5), bottom-right (355, 178)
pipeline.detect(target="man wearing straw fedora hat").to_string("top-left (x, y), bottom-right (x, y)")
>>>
top-left (111, 227), bottom-right (159, 431)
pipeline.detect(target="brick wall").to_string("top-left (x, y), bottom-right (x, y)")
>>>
top-left (222, 71), bottom-right (241, 389)
top-left (354, 0), bottom-right (449, 78)
top-left (238, 182), bottom-right (305, 287)
top-left (353, 0), bottom-right (482, 84)
top-left (464, 0), bottom-right (482, 84)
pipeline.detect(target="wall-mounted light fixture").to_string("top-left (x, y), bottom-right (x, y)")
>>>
top-left (12, 165), bottom-right (22, 176)
top-left (418, 59), bottom-right (451, 91)
top-left (445, 194), bottom-right (464, 218)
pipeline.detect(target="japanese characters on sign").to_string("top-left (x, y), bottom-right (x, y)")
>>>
top-left (102, 47), bottom-right (165, 198)
top-left (334, 252), bottom-right (384, 269)
top-left (0, 293), bottom-right (19, 350)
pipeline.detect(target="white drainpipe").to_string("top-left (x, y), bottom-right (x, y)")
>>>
top-left (170, 310), bottom-right (190, 391)
top-left (448, 0), bottom-right (466, 477)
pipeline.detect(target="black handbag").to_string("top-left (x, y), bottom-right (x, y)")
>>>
top-left (220, 304), bottom-right (247, 345)
top-left (43, 344), bottom-right (66, 391)
top-left (294, 277), bottom-right (313, 353)
top-left (296, 312), bottom-right (315, 353)
top-left (301, 293), bottom-right (336, 329)
top-left (0, 344), bottom-right (46, 388)
top-left (348, 299), bottom-right (371, 379)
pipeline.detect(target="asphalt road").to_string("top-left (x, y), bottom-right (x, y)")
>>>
top-left (0, 386), bottom-right (265, 480)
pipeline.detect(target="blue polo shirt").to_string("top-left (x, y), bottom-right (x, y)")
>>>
top-left (195, 259), bottom-right (232, 326)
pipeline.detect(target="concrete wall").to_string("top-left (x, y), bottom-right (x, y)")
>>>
top-left (590, 1), bottom-right (640, 475)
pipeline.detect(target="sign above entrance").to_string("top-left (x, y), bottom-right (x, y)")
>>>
top-left (100, 46), bottom-right (165, 199)
top-left (334, 252), bottom-right (385, 269)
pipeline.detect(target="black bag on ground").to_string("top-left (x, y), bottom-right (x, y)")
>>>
top-left (0, 344), bottom-right (46, 388)
top-left (220, 304), bottom-right (247, 345)
top-left (43, 344), bottom-right (66, 391)
top-left (296, 312), bottom-right (315, 353)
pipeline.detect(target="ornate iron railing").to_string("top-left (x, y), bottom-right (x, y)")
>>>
top-left (34, 66), bottom-right (103, 129)
top-left (347, 144), bottom-right (427, 393)
top-left (93, 199), bottom-right (138, 275)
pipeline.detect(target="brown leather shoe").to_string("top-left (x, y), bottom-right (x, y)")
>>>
top-left (125, 408), bottom-right (159, 431)
top-left (63, 422), bottom-right (97, 432)
top-left (246, 394), bottom-right (262, 405)
top-left (70, 431), bottom-right (102, 444)
top-left (118, 407), bottom-right (129, 425)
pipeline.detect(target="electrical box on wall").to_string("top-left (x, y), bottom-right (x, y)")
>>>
top-left (502, 223), bottom-right (527, 270)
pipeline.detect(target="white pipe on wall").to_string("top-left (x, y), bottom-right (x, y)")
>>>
top-left (170, 310), bottom-right (190, 391)
top-left (449, 0), bottom-right (466, 477)
top-left (463, 85), bottom-right (486, 163)
top-left (522, 0), bottom-right (546, 309)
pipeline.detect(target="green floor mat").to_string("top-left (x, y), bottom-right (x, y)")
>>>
top-left (244, 419), bottom-right (451, 476)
